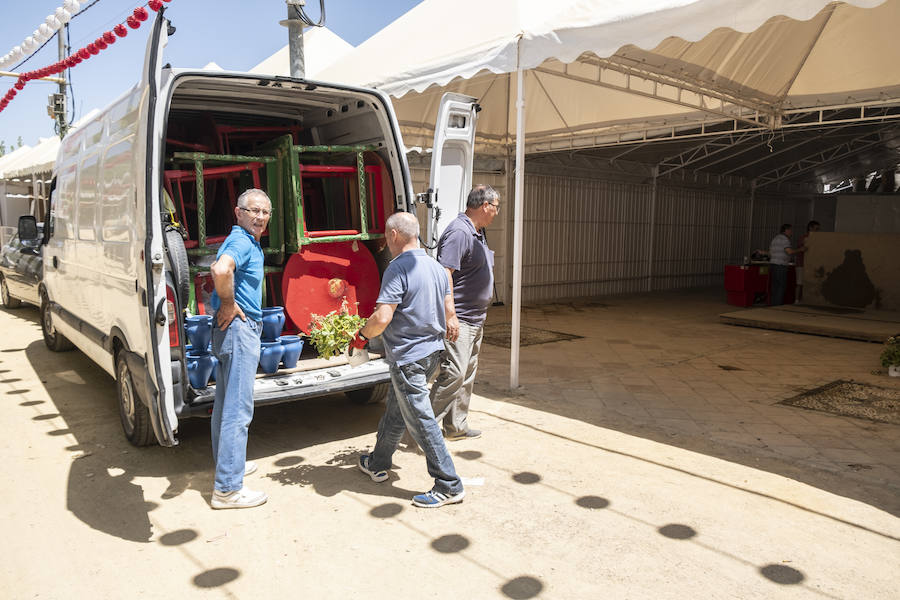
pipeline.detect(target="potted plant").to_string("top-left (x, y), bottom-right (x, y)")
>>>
top-left (308, 308), bottom-right (366, 360)
top-left (881, 335), bottom-right (900, 377)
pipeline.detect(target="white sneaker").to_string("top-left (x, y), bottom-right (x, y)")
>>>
top-left (245, 461), bottom-right (258, 476)
top-left (211, 487), bottom-right (268, 510)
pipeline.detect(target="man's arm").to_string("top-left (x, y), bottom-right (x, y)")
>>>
top-left (444, 267), bottom-right (459, 342)
top-left (359, 303), bottom-right (397, 339)
top-left (210, 254), bottom-right (246, 330)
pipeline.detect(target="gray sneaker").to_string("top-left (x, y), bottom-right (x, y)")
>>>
top-left (211, 487), bottom-right (268, 510)
top-left (445, 428), bottom-right (482, 441)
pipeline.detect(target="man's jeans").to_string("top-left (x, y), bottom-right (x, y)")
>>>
top-left (430, 321), bottom-right (484, 436)
top-left (771, 264), bottom-right (788, 306)
top-left (211, 316), bottom-right (262, 493)
top-left (370, 351), bottom-right (463, 495)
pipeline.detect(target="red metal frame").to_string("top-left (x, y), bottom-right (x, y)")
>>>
top-left (163, 161), bottom-right (265, 241)
top-left (216, 125), bottom-right (302, 154)
top-left (296, 164), bottom-right (385, 237)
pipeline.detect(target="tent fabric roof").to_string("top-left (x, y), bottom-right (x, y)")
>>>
top-left (320, 0), bottom-right (888, 98)
top-left (318, 0), bottom-right (900, 186)
top-left (0, 145), bottom-right (34, 178)
top-left (249, 26), bottom-right (353, 78)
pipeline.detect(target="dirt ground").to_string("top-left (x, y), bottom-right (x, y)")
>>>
top-left (2, 290), bottom-right (899, 599)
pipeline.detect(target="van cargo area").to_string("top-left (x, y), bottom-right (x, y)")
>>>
top-left (162, 75), bottom-right (405, 413)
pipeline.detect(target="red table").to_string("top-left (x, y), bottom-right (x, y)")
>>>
top-left (724, 264), bottom-right (795, 307)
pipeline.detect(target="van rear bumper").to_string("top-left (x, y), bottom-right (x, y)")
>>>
top-left (181, 357), bottom-right (392, 418)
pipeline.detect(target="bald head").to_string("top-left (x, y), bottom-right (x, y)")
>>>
top-left (384, 212), bottom-right (420, 256)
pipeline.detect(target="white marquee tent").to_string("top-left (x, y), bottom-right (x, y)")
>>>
top-left (318, 0), bottom-right (900, 387)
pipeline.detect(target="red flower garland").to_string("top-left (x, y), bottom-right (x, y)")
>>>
top-left (1, 2), bottom-right (173, 114)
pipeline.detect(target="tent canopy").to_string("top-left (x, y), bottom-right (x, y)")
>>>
top-left (319, 0), bottom-right (900, 182)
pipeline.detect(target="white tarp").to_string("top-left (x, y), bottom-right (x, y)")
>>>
top-left (320, 0), bottom-right (898, 153)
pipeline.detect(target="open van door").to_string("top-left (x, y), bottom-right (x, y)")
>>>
top-left (134, 8), bottom-right (178, 446)
top-left (425, 93), bottom-right (479, 250)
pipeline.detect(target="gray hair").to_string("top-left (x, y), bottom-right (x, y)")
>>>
top-left (466, 184), bottom-right (499, 209)
top-left (237, 188), bottom-right (271, 208)
top-left (385, 211), bottom-right (419, 241)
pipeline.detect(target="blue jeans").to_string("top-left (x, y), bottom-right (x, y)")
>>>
top-left (370, 351), bottom-right (463, 495)
top-left (211, 316), bottom-right (262, 492)
top-left (771, 264), bottom-right (788, 306)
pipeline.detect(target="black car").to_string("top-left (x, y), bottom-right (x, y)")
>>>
top-left (0, 216), bottom-right (43, 309)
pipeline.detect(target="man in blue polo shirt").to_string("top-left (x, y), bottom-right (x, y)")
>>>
top-left (430, 185), bottom-right (499, 441)
top-left (352, 212), bottom-right (465, 508)
top-left (208, 188), bottom-right (271, 509)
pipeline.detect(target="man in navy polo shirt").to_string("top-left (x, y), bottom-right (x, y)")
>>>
top-left (430, 185), bottom-right (499, 441)
top-left (353, 212), bottom-right (465, 508)
top-left (208, 188), bottom-right (271, 509)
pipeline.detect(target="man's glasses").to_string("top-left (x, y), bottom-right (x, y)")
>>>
top-left (239, 206), bottom-right (272, 217)
top-left (487, 201), bottom-right (500, 213)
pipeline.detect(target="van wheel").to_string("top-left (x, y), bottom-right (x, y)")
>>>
top-left (41, 291), bottom-right (73, 351)
top-left (0, 276), bottom-right (22, 308)
top-left (165, 228), bottom-right (190, 310)
top-left (116, 351), bottom-right (154, 446)
top-left (347, 382), bottom-right (389, 405)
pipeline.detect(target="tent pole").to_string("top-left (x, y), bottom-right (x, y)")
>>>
top-left (510, 40), bottom-right (525, 390)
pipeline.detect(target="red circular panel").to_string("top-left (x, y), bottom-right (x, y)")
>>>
top-left (282, 241), bottom-right (380, 335)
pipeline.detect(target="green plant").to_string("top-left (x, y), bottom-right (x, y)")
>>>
top-left (880, 335), bottom-right (900, 367)
top-left (308, 309), bottom-right (366, 359)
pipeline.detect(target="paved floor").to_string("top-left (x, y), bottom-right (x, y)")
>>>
top-left (477, 288), bottom-right (900, 515)
top-left (2, 288), bottom-right (899, 599)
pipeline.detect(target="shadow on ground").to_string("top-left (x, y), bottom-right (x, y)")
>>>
top-left (14, 303), bottom-right (383, 543)
top-left (477, 288), bottom-right (900, 518)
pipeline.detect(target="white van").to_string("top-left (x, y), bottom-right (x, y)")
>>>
top-left (34, 11), bottom-right (478, 447)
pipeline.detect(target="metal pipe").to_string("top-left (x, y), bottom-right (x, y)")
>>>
top-left (281, 1), bottom-right (306, 79)
top-left (647, 166), bottom-right (658, 291)
top-left (510, 40), bottom-right (525, 390)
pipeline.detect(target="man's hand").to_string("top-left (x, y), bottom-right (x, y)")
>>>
top-left (446, 314), bottom-right (459, 342)
top-left (350, 330), bottom-right (369, 350)
top-left (216, 300), bottom-right (246, 331)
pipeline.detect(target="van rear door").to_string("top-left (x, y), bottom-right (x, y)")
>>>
top-left (136, 9), bottom-right (178, 446)
top-left (425, 93), bottom-right (479, 248)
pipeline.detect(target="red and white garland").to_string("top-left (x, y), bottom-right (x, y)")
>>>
top-left (0, 0), bottom-right (171, 114)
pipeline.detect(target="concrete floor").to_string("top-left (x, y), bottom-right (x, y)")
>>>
top-left (2, 288), bottom-right (898, 599)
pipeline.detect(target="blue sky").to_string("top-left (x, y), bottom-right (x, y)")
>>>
top-left (0, 0), bottom-right (423, 148)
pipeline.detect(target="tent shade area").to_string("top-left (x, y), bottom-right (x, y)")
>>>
top-left (317, 0), bottom-right (900, 387)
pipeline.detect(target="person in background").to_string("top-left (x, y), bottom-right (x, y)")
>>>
top-left (430, 185), bottom-right (499, 441)
top-left (352, 212), bottom-right (466, 508)
top-left (208, 188), bottom-right (271, 509)
top-left (794, 220), bottom-right (820, 303)
top-left (769, 223), bottom-right (806, 306)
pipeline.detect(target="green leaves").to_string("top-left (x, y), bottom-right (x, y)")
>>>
top-left (308, 309), bottom-right (366, 359)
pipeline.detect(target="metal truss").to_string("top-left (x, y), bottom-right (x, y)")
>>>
top-left (754, 128), bottom-right (900, 188)
top-left (534, 58), bottom-right (777, 129)
top-left (525, 99), bottom-right (900, 155)
top-left (656, 131), bottom-right (761, 177)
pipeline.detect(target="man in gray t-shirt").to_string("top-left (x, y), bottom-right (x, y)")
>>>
top-left (768, 224), bottom-right (806, 306)
top-left (430, 185), bottom-right (499, 441)
top-left (352, 212), bottom-right (465, 509)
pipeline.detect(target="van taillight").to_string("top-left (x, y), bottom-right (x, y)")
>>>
top-left (166, 284), bottom-right (179, 347)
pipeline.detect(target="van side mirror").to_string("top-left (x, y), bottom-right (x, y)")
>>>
top-left (18, 215), bottom-right (38, 241)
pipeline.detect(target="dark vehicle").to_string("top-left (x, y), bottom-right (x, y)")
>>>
top-left (0, 215), bottom-right (43, 309)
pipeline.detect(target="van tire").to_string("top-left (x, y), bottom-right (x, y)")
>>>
top-left (165, 228), bottom-right (190, 310)
top-left (347, 382), bottom-right (389, 405)
top-left (116, 351), bottom-right (154, 447)
top-left (0, 276), bottom-right (22, 309)
top-left (41, 291), bottom-right (73, 351)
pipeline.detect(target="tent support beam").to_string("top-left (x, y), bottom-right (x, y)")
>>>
top-left (510, 42), bottom-right (525, 390)
top-left (526, 101), bottom-right (900, 154)
top-left (756, 129), bottom-right (900, 188)
top-left (533, 64), bottom-right (774, 129)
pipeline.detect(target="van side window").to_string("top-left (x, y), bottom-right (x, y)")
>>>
top-left (56, 165), bottom-right (77, 240)
top-left (78, 153), bottom-right (100, 241)
top-left (101, 140), bottom-right (133, 243)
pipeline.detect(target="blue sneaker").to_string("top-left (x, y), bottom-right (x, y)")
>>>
top-left (412, 489), bottom-right (466, 508)
top-left (358, 454), bottom-right (388, 482)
